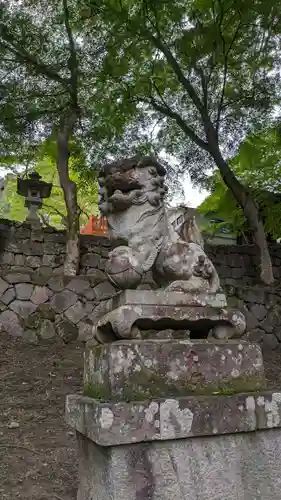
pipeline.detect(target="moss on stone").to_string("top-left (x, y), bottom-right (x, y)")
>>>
top-left (83, 382), bottom-right (111, 401)
top-left (23, 304), bottom-right (55, 330)
top-left (84, 370), bottom-right (266, 402)
top-left (211, 375), bottom-right (266, 396)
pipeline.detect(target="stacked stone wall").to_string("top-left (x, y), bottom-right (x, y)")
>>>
top-left (1, 220), bottom-right (281, 347)
top-left (0, 269), bottom-right (116, 343)
top-left (0, 220), bottom-right (111, 275)
top-left (206, 243), bottom-right (281, 286)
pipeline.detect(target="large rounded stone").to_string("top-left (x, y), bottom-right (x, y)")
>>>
top-left (30, 286), bottom-right (51, 305)
top-left (56, 319), bottom-right (78, 343)
top-left (65, 301), bottom-right (86, 324)
top-left (15, 283), bottom-right (34, 300)
top-left (0, 310), bottom-right (23, 337)
top-left (9, 300), bottom-right (37, 318)
top-left (39, 319), bottom-right (56, 339)
top-left (50, 290), bottom-right (78, 313)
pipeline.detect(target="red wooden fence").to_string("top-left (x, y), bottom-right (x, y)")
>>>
top-left (80, 216), bottom-right (108, 236)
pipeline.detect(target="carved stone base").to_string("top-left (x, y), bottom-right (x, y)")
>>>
top-left (83, 340), bottom-right (266, 401)
top-left (90, 290), bottom-right (246, 343)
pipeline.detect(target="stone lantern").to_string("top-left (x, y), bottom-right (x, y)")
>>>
top-left (17, 171), bottom-right (53, 227)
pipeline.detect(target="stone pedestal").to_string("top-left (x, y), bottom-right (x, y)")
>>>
top-left (91, 290), bottom-right (246, 342)
top-left (65, 339), bottom-right (281, 500)
top-left (71, 417), bottom-right (281, 500)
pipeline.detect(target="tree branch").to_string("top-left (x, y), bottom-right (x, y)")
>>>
top-left (195, 67), bottom-right (208, 110)
top-left (0, 35), bottom-right (69, 87)
top-left (0, 105), bottom-right (68, 122)
top-left (62, 0), bottom-right (78, 107)
top-left (215, 0), bottom-right (242, 135)
top-left (146, 32), bottom-right (204, 114)
top-left (143, 95), bottom-right (210, 152)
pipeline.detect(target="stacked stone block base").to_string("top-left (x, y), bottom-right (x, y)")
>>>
top-left (66, 339), bottom-right (281, 499)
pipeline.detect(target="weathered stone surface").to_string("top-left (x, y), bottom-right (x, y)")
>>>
top-left (15, 283), bottom-right (33, 300)
top-left (39, 319), bottom-right (56, 339)
top-left (0, 310), bottom-right (23, 337)
top-left (56, 319), bottom-right (78, 343)
top-left (262, 333), bottom-right (279, 349)
top-left (9, 300), bottom-right (37, 318)
top-left (24, 241), bottom-right (42, 256)
top-left (30, 230), bottom-right (44, 242)
top-left (243, 287), bottom-right (265, 304)
top-left (50, 290), bottom-right (78, 313)
top-left (83, 340), bottom-right (265, 401)
top-left (1, 287), bottom-right (16, 305)
top-left (90, 299), bottom-right (113, 325)
top-left (83, 288), bottom-right (96, 300)
top-left (52, 265), bottom-right (65, 275)
top-left (99, 156), bottom-right (220, 293)
top-left (26, 255), bottom-right (41, 268)
top-left (66, 390), bottom-right (280, 446)
top-left (30, 285), bottom-right (51, 305)
top-left (24, 305), bottom-right (55, 330)
top-left (81, 253), bottom-right (101, 268)
top-left (84, 302), bottom-right (94, 315)
top-left (268, 304), bottom-right (281, 327)
top-left (67, 278), bottom-right (90, 294)
top-left (14, 254), bottom-right (25, 266)
top-left (250, 303), bottom-right (268, 321)
top-left (42, 242), bottom-right (63, 255)
top-left (74, 426), bottom-right (281, 500)
top-left (78, 321), bottom-right (95, 342)
top-left (92, 301), bottom-right (246, 343)
top-left (243, 307), bottom-right (259, 331)
top-left (85, 270), bottom-right (107, 285)
top-left (0, 277), bottom-right (9, 296)
top-left (47, 276), bottom-right (66, 292)
top-left (112, 289), bottom-right (227, 308)
top-left (5, 273), bottom-right (31, 284)
top-left (65, 301), bottom-right (85, 324)
top-left (44, 231), bottom-right (66, 242)
top-left (42, 254), bottom-right (56, 266)
top-left (1, 252), bottom-right (14, 264)
top-left (32, 267), bottom-right (53, 283)
top-left (22, 328), bottom-right (38, 343)
top-left (93, 282), bottom-right (116, 301)
top-left (246, 328), bottom-right (265, 343)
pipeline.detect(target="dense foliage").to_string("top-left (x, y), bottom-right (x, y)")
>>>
top-left (199, 127), bottom-right (281, 240)
top-left (1, 0), bottom-right (281, 280)
top-left (0, 159), bottom-right (98, 227)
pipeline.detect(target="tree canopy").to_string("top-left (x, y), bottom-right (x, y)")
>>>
top-left (1, 0), bottom-right (281, 280)
top-left (199, 126), bottom-right (281, 241)
top-left (90, 0), bottom-right (281, 175)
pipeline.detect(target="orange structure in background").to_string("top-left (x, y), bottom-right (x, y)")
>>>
top-left (80, 216), bottom-right (108, 236)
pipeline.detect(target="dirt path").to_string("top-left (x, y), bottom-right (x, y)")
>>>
top-left (0, 333), bottom-right (83, 500)
top-left (0, 333), bottom-right (281, 500)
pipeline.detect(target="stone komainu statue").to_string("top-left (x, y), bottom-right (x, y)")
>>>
top-left (92, 155), bottom-right (245, 342)
top-left (98, 155), bottom-right (220, 293)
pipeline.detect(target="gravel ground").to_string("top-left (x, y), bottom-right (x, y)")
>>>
top-left (0, 333), bottom-right (281, 500)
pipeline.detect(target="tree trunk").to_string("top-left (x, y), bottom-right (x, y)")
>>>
top-left (210, 146), bottom-right (274, 284)
top-left (56, 114), bottom-right (79, 275)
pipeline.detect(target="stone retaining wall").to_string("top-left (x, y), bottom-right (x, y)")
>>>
top-left (206, 243), bottom-right (281, 286)
top-left (0, 269), bottom-right (116, 344)
top-left (0, 220), bottom-right (110, 275)
top-left (1, 220), bottom-right (281, 348)
top-left (226, 284), bottom-right (281, 349)
top-left (1, 220), bottom-right (281, 286)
